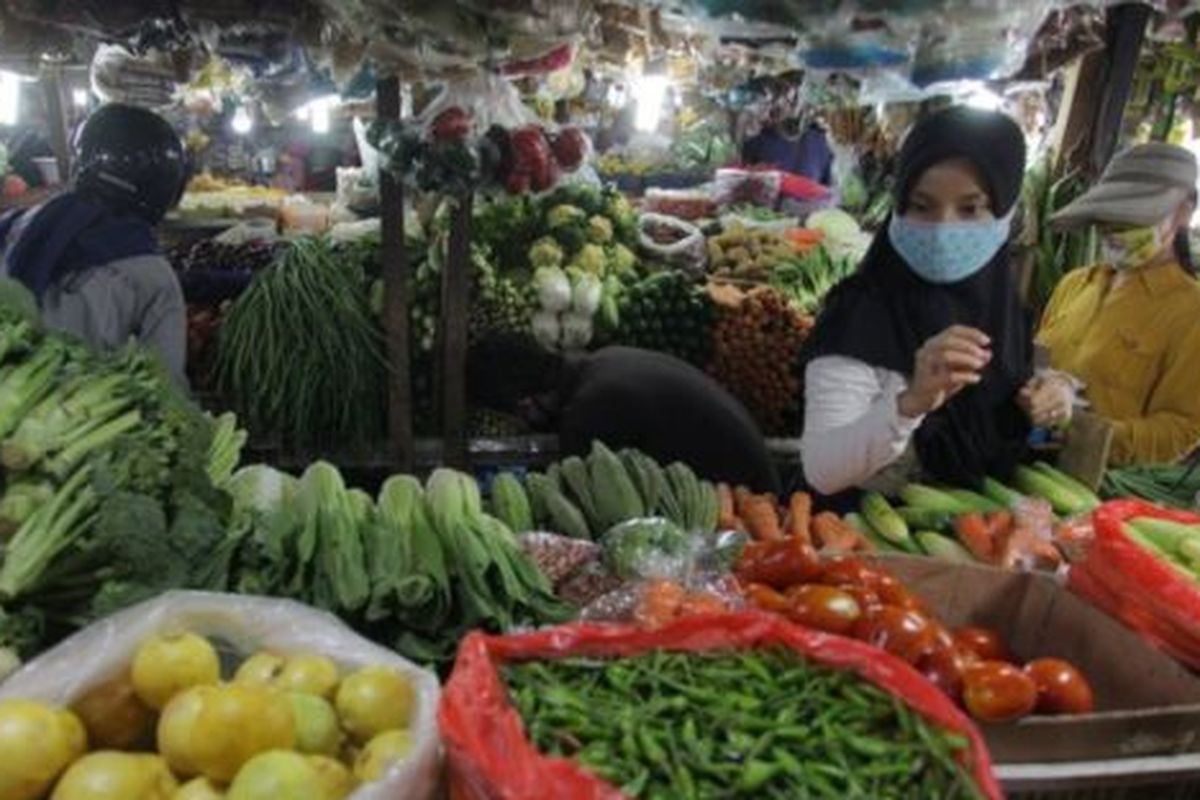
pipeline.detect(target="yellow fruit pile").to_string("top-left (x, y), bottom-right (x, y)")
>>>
top-left (0, 632), bottom-right (418, 800)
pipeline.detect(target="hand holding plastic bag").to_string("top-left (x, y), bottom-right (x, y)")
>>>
top-left (0, 591), bottom-right (442, 800)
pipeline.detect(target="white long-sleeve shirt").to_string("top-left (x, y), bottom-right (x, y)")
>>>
top-left (801, 355), bottom-right (924, 496)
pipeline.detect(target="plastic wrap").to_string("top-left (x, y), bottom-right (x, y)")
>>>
top-left (417, 73), bottom-right (540, 139)
top-left (90, 43), bottom-right (184, 108)
top-left (1069, 501), bottom-right (1200, 670)
top-left (517, 532), bottom-right (601, 588)
top-left (642, 188), bottom-right (717, 221)
top-left (636, 213), bottom-right (707, 274)
top-left (714, 168), bottom-right (782, 208)
top-left (438, 612), bottom-right (1002, 800)
top-left (0, 591), bottom-right (441, 799)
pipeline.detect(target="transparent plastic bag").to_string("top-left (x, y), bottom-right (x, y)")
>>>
top-left (714, 168), bottom-right (782, 208)
top-left (636, 212), bottom-right (707, 275)
top-left (517, 532), bottom-right (601, 588)
top-left (417, 73), bottom-right (540, 139)
top-left (0, 591), bottom-right (441, 800)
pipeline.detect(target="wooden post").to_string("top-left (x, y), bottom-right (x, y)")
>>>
top-left (1090, 2), bottom-right (1151, 171)
top-left (439, 195), bottom-right (472, 469)
top-left (39, 60), bottom-right (71, 183)
top-left (1053, 3), bottom-right (1150, 177)
top-left (376, 76), bottom-right (414, 471)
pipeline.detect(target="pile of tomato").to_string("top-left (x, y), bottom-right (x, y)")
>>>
top-left (737, 537), bottom-right (1095, 722)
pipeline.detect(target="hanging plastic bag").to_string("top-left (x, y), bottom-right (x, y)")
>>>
top-left (0, 591), bottom-right (442, 800)
top-left (90, 43), bottom-right (183, 108)
top-left (1069, 501), bottom-right (1200, 669)
top-left (438, 612), bottom-right (1002, 800)
top-left (636, 213), bottom-right (707, 275)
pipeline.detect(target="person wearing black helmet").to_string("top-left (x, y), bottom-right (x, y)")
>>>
top-left (0, 103), bottom-right (189, 385)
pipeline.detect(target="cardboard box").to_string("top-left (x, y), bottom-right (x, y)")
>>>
top-left (875, 556), bottom-right (1200, 764)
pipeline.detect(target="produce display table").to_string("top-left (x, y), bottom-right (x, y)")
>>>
top-left (999, 754), bottom-right (1200, 798)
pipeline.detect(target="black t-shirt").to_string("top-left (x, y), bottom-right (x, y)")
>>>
top-left (558, 347), bottom-right (780, 494)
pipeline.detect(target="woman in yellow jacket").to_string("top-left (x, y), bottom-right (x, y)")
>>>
top-left (1039, 143), bottom-right (1200, 465)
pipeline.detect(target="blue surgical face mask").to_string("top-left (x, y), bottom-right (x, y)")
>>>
top-left (888, 210), bottom-right (1015, 284)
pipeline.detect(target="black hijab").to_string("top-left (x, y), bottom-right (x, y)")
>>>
top-left (803, 106), bottom-right (1033, 487)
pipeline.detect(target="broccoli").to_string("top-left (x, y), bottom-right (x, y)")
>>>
top-left (587, 215), bottom-right (614, 244)
top-left (570, 243), bottom-right (608, 276)
top-left (553, 224), bottom-right (588, 255)
top-left (529, 237), bottom-right (565, 270)
top-left (547, 204), bottom-right (586, 229)
top-left (608, 243), bottom-right (639, 278)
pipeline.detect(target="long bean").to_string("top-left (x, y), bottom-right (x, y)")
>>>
top-left (215, 238), bottom-right (387, 450)
top-left (503, 649), bottom-right (984, 799)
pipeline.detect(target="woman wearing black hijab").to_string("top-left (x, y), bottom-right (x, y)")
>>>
top-left (800, 107), bottom-right (1070, 505)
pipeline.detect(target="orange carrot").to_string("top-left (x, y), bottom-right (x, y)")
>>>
top-left (717, 483), bottom-right (740, 530)
top-left (740, 493), bottom-right (782, 541)
top-left (954, 513), bottom-right (995, 563)
top-left (812, 512), bottom-right (863, 552)
top-left (635, 579), bottom-right (686, 628)
top-left (786, 492), bottom-right (813, 543)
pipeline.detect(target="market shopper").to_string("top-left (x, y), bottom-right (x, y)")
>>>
top-left (1039, 143), bottom-right (1200, 465)
top-left (800, 106), bottom-right (1067, 504)
top-left (467, 335), bottom-right (781, 494)
top-left (0, 104), bottom-right (189, 386)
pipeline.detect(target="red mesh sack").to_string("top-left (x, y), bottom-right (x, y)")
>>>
top-left (1069, 500), bottom-right (1200, 669)
top-left (438, 611), bottom-right (1001, 800)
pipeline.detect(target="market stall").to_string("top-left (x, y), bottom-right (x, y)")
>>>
top-left (3, 1), bottom-right (1200, 798)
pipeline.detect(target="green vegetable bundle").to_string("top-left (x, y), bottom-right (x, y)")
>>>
top-left (0, 312), bottom-right (233, 656)
top-left (227, 462), bottom-right (571, 667)
top-left (505, 649), bottom-right (987, 799)
top-left (617, 271), bottom-right (717, 366)
top-left (471, 183), bottom-right (639, 278)
top-left (1103, 463), bottom-right (1200, 510)
top-left (523, 443), bottom-right (719, 540)
top-left (215, 237), bottom-right (387, 451)
top-left (769, 245), bottom-right (857, 315)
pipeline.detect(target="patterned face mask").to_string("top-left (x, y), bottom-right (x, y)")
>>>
top-left (1100, 222), bottom-right (1168, 269)
top-left (888, 210), bottom-right (1015, 284)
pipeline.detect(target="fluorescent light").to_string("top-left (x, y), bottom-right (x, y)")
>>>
top-left (0, 72), bottom-right (21, 125)
top-left (231, 105), bottom-right (253, 135)
top-left (633, 74), bottom-right (668, 132)
top-left (294, 94), bottom-right (338, 134)
top-left (311, 97), bottom-right (332, 134)
top-left (963, 85), bottom-right (1003, 112)
top-left (71, 88), bottom-right (89, 108)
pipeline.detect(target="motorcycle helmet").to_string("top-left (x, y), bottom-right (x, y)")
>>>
top-left (73, 104), bottom-right (189, 224)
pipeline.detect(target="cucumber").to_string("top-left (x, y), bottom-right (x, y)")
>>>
top-left (1033, 462), bottom-right (1101, 510)
top-left (981, 477), bottom-right (1025, 509)
top-left (1015, 465), bottom-right (1090, 516)
top-left (943, 488), bottom-right (1004, 513)
top-left (1125, 528), bottom-right (1200, 583)
top-left (1127, 517), bottom-right (1200, 555)
top-left (915, 532), bottom-right (976, 563)
top-left (897, 506), bottom-right (954, 533)
top-left (860, 492), bottom-right (912, 548)
top-left (846, 512), bottom-right (906, 553)
top-left (899, 484), bottom-right (974, 515)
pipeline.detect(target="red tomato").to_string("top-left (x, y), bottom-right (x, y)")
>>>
top-left (873, 573), bottom-right (927, 612)
top-left (737, 540), bottom-right (821, 590)
top-left (953, 626), bottom-right (1014, 663)
top-left (853, 606), bottom-right (937, 664)
top-left (1024, 658), bottom-right (1095, 715)
top-left (743, 583), bottom-right (789, 614)
top-left (784, 585), bottom-right (862, 635)
top-left (919, 643), bottom-right (970, 701)
top-left (962, 661), bottom-right (1037, 722)
top-left (818, 557), bottom-right (878, 589)
top-left (836, 584), bottom-right (883, 614)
